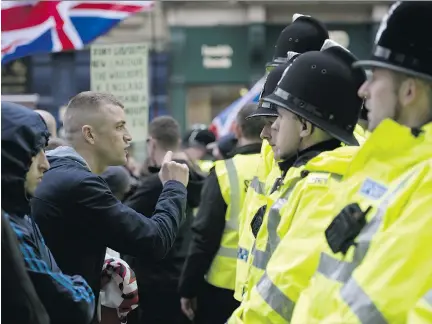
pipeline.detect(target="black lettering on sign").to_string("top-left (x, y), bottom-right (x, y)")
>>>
top-left (92, 47), bottom-right (112, 56)
top-left (91, 60), bottom-right (106, 68)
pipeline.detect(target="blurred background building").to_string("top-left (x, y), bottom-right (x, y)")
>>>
top-left (1, 0), bottom-right (391, 132)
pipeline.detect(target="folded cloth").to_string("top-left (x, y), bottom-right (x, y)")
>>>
top-left (106, 248), bottom-right (120, 259)
top-left (100, 254), bottom-right (139, 323)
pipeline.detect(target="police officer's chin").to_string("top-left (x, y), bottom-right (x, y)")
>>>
top-left (279, 149), bottom-right (297, 162)
top-left (273, 148), bottom-right (283, 162)
top-left (270, 145), bottom-right (278, 156)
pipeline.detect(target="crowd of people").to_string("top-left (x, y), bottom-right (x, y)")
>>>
top-left (2, 1), bottom-right (432, 324)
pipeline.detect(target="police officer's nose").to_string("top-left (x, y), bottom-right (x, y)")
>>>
top-left (260, 124), bottom-right (271, 140)
top-left (357, 80), bottom-right (369, 100)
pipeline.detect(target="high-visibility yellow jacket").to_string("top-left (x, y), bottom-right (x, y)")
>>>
top-left (234, 124), bottom-right (367, 304)
top-left (231, 145), bottom-right (359, 323)
top-left (408, 289), bottom-right (432, 324)
top-left (353, 124), bottom-right (369, 145)
top-left (197, 159), bottom-right (215, 174)
top-left (292, 119), bottom-right (432, 324)
top-left (234, 141), bottom-right (280, 301)
top-left (206, 153), bottom-right (261, 290)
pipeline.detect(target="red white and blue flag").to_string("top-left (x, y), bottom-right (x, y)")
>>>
top-left (209, 77), bottom-right (265, 139)
top-left (1, 0), bottom-right (154, 64)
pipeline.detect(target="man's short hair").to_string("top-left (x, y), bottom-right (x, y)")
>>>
top-left (63, 91), bottom-right (124, 137)
top-left (236, 103), bottom-right (266, 140)
top-left (67, 91), bottom-right (124, 111)
top-left (149, 116), bottom-right (181, 150)
top-left (35, 109), bottom-right (57, 137)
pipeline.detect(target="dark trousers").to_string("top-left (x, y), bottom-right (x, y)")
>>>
top-left (127, 287), bottom-right (191, 324)
top-left (195, 281), bottom-right (240, 324)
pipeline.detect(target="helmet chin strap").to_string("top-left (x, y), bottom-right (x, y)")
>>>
top-left (280, 119), bottom-right (312, 162)
top-left (294, 136), bottom-right (303, 163)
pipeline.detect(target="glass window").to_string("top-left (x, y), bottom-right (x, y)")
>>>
top-left (186, 84), bottom-right (246, 127)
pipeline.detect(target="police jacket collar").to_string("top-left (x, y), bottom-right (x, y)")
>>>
top-left (225, 143), bottom-right (262, 159)
top-left (278, 138), bottom-right (341, 174)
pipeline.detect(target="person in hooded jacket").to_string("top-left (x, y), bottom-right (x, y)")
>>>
top-left (1, 101), bottom-right (95, 324)
top-left (30, 91), bottom-right (189, 322)
top-left (1, 211), bottom-right (49, 324)
top-left (124, 116), bottom-right (205, 324)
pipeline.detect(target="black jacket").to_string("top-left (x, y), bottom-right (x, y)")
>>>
top-left (179, 143), bottom-right (261, 298)
top-left (124, 160), bottom-right (205, 291)
top-left (31, 146), bottom-right (187, 303)
top-left (1, 102), bottom-right (95, 324)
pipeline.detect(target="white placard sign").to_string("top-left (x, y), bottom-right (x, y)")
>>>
top-left (90, 43), bottom-right (149, 143)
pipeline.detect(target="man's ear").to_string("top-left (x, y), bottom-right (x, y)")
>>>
top-left (82, 125), bottom-right (95, 144)
top-left (398, 77), bottom-right (417, 107)
top-left (299, 120), bottom-right (313, 138)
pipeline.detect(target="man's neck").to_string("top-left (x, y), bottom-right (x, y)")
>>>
top-left (74, 146), bottom-right (106, 174)
top-left (399, 110), bottom-right (432, 129)
top-left (237, 138), bottom-right (260, 147)
top-left (155, 148), bottom-right (185, 167)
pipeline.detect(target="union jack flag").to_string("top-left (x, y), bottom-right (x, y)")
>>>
top-left (1, 0), bottom-right (154, 64)
top-left (209, 77), bottom-right (265, 138)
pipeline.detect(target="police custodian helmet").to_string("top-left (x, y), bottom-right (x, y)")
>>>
top-left (266, 14), bottom-right (329, 70)
top-left (250, 13), bottom-right (329, 119)
top-left (264, 40), bottom-right (366, 146)
top-left (248, 52), bottom-right (301, 119)
top-left (353, 1), bottom-right (432, 81)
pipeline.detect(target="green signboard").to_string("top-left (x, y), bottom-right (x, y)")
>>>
top-left (170, 26), bottom-right (250, 84)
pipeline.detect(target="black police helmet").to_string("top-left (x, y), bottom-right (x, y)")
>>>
top-left (266, 13), bottom-right (329, 70)
top-left (353, 1), bottom-right (432, 82)
top-left (248, 52), bottom-right (301, 119)
top-left (322, 40), bottom-right (367, 122)
top-left (264, 40), bottom-right (365, 146)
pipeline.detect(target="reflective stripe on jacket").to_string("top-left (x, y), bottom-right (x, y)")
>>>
top-left (233, 146), bottom-right (358, 323)
top-left (206, 153), bottom-right (261, 290)
top-left (234, 141), bottom-right (279, 301)
top-left (292, 119), bottom-right (432, 324)
top-left (228, 145), bottom-right (358, 324)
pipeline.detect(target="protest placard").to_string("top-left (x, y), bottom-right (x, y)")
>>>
top-left (91, 43), bottom-right (149, 143)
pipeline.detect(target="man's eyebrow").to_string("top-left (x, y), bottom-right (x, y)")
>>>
top-left (116, 120), bottom-right (126, 126)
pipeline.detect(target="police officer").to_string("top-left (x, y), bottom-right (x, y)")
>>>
top-left (292, 2), bottom-right (432, 323)
top-left (179, 103), bottom-right (265, 324)
top-left (228, 40), bottom-right (366, 323)
top-left (234, 13), bottom-right (330, 304)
